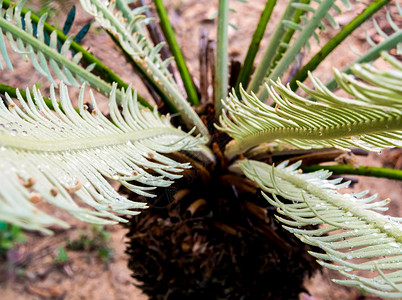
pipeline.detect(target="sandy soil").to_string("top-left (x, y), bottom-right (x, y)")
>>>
top-left (0, 0), bottom-right (401, 299)
top-left (1, 222), bottom-right (147, 300)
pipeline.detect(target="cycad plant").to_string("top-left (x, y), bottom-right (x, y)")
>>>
top-left (0, 0), bottom-right (402, 298)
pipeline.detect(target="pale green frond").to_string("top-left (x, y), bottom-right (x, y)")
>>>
top-left (255, 0), bottom-right (350, 100)
top-left (326, 5), bottom-right (402, 91)
top-left (0, 0), bottom-right (120, 101)
top-left (237, 159), bottom-right (402, 298)
top-left (79, 0), bottom-right (209, 138)
top-left (0, 83), bottom-right (206, 234)
top-left (218, 52), bottom-right (402, 159)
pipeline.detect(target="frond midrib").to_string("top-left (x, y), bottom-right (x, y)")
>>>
top-left (0, 127), bottom-right (183, 152)
top-left (225, 115), bottom-right (402, 157)
top-left (275, 165), bottom-right (402, 243)
top-left (0, 14), bottom-right (120, 100)
top-left (82, 0), bottom-right (209, 137)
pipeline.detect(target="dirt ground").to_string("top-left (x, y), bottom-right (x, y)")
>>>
top-left (0, 0), bottom-right (401, 299)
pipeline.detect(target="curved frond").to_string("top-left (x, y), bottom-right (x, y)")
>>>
top-left (219, 52), bottom-right (402, 159)
top-left (237, 159), bottom-right (402, 298)
top-left (79, 0), bottom-right (209, 137)
top-left (0, 0), bottom-right (121, 101)
top-left (0, 83), bottom-right (206, 234)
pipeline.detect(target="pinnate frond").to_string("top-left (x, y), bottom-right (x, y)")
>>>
top-left (237, 159), bottom-right (402, 298)
top-left (80, 0), bottom-right (209, 137)
top-left (0, 0), bottom-right (121, 100)
top-left (0, 83), bottom-right (206, 234)
top-left (325, 6), bottom-right (402, 92)
top-left (219, 52), bottom-right (402, 159)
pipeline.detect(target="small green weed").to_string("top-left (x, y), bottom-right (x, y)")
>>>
top-left (54, 245), bottom-right (69, 264)
top-left (0, 221), bottom-right (25, 258)
top-left (67, 225), bottom-right (113, 262)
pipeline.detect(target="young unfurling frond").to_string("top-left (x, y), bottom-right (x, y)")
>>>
top-left (219, 52), bottom-right (402, 159)
top-left (0, 83), bottom-right (206, 233)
